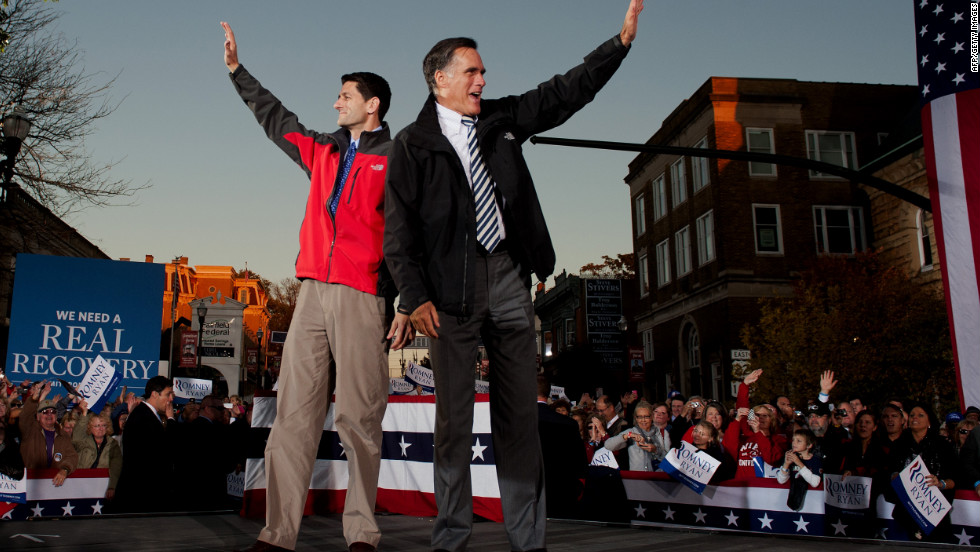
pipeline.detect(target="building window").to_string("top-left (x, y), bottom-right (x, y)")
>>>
top-left (692, 138), bottom-right (710, 192)
top-left (543, 331), bottom-right (553, 357)
top-left (806, 130), bottom-right (857, 178)
top-left (642, 329), bottom-right (654, 362)
top-left (638, 253), bottom-right (650, 297)
top-left (746, 128), bottom-right (776, 176)
top-left (675, 226), bottom-right (692, 276)
top-left (917, 209), bottom-right (934, 270)
top-left (239, 289), bottom-right (249, 304)
top-left (711, 362), bottom-right (723, 400)
top-left (696, 210), bottom-right (715, 266)
top-left (565, 318), bottom-right (576, 347)
top-left (753, 204), bottom-right (783, 254)
top-left (634, 193), bottom-right (646, 236)
top-left (813, 206), bottom-right (866, 255)
top-left (670, 158), bottom-right (687, 207)
top-left (656, 239), bottom-right (671, 287)
top-left (652, 175), bottom-right (667, 221)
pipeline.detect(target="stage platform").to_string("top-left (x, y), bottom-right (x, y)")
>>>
top-left (0, 512), bottom-right (954, 551)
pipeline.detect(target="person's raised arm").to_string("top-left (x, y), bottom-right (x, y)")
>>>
top-left (818, 370), bottom-right (837, 404)
top-left (221, 21), bottom-right (240, 73)
top-left (619, 0), bottom-right (644, 46)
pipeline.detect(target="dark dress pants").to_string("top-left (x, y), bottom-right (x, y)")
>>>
top-left (430, 250), bottom-right (547, 552)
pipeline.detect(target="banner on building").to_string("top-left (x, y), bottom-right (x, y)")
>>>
top-left (179, 331), bottom-right (198, 369)
top-left (6, 254), bottom-right (165, 397)
top-left (890, 455), bottom-right (951, 535)
top-left (660, 441), bottom-right (721, 495)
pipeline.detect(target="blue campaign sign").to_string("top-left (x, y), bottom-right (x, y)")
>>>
top-left (5, 254), bottom-right (165, 398)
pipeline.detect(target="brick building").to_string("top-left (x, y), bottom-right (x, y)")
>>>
top-left (626, 77), bottom-right (918, 401)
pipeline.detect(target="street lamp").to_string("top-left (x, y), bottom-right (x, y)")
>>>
top-left (1, 106), bottom-right (32, 201)
top-left (196, 305), bottom-right (208, 373)
top-left (256, 327), bottom-right (264, 390)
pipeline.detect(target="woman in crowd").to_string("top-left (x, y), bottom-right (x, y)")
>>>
top-left (73, 400), bottom-right (122, 500)
top-left (603, 401), bottom-right (667, 471)
top-left (60, 413), bottom-right (78, 438)
top-left (682, 400), bottom-right (730, 449)
top-left (778, 428), bottom-right (822, 511)
top-left (584, 412), bottom-right (607, 463)
top-left (690, 420), bottom-right (736, 483)
top-left (550, 399), bottom-right (571, 417)
top-left (730, 369), bottom-right (786, 478)
top-left (841, 410), bottom-right (887, 479)
top-left (887, 402), bottom-right (958, 541)
top-left (954, 419), bottom-right (977, 454)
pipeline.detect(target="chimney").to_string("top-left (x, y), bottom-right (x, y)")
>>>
top-left (120, 257), bottom-right (130, 262)
top-left (145, 255), bottom-right (154, 263)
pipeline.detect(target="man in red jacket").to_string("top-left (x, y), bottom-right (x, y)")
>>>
top-left (222, 22), bottom-right (412, 552)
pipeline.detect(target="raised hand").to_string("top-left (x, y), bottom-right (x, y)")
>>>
top-left (819, 370), bottom-right (837, 395)
top-left (619, 0), bottom-right (644, 46)
top-left (221, 21), bottom-right (240, 73)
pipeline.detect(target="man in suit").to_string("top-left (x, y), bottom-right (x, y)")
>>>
top-left (176, 394), bottom-right (236, 511)
top-left (536, 377), bottom-right (586, 519)
top-left (113, 375), bottom-right (176, 513)
top-left (383, 2), bottom-right (644, 549)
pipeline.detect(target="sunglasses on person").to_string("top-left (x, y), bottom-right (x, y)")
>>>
top-left (960, 429), bottom-right (971, 435)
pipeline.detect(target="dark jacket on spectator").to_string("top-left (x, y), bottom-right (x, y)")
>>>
top-left (18, 397), bottom-right (78, 474)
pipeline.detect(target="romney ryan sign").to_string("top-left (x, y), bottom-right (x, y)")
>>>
top-left (5, 254), bottom-right (165, 396)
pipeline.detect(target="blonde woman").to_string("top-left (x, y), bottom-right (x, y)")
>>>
top-left (73, 400), bottom-right (122, 499)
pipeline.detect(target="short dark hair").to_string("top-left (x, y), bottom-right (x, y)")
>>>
top-left (341, 72), bottom-right (392, 121)
top-left (143, 376), bottom-right (173, 399)
top-left (793, 428), bottom-right (817, 450)
top-left (423, 37), bottom-right (478, 94)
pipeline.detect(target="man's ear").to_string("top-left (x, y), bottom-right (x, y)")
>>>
top-left (367, 96), bottom-right (380, 115)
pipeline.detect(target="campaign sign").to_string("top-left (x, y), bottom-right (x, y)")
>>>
top-left (404, 362), bottom-right (435, 394)
top-left (474, 379), bottom-right (490, 394)
top-left (0, 471), bottom-right (27, 504)
top-left (660, 441), bottom-right (721, 495)
top-left (890, 455), bottom-right (952, 535)
top-left (173, 377), bottom-right (213, 403)
top-left (389, 378), bottom-right (416, 395)
top-left (6, 254), bottom-right (165, 397)
top-left (74, 355), bottom-right (122, 413)
top-left (590, 447), bottom-right (620, 469)
top-left (753, 456), bottom-right (780, 479)
top-left (824, 474), bottom-right (872, 509)
top-left (227, 470), bottom-right (245, 498)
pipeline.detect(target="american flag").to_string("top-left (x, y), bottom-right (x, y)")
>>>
top-left (914, 0), bottom-right (980, 409)
top-left (242, 392), bottom-right (504, 522)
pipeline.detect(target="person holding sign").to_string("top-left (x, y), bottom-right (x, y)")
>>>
top-left (886, 403), bottom-right (958, 541)
top-left (777, 428), bottom-right (821, 511)
top-left (690, 421), bottom-right (736, 484)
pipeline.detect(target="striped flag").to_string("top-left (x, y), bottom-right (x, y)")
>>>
top-left (914, 0), bottom-right (980, 409)
top-left (242, 392), bottom-right (503, 522)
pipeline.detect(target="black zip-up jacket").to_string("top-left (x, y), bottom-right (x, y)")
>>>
top-left (384, 35), bottom-right (630, 316)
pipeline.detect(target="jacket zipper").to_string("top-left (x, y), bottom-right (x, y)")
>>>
top-left (346, 167), bottom-right (361, 204)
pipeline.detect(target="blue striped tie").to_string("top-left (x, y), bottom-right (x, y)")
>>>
top-left (461, 116), bottom-right (500, 253)
top-left (329, 142), bottom-right (357, 215)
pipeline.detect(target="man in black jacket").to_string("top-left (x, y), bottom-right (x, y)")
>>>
top-left (384, 2), bottom-right (643, 550)
top-left (113, 376), bottom-right (176, 513)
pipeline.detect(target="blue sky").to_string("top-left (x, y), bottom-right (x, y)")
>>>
top-left (48, 1), bottom-right (917, 285)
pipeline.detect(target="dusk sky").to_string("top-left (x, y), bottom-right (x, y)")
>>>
top-left (45, 1), bottom-right (917, 286)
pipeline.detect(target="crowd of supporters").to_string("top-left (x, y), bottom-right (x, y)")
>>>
top-left (0, 374), bottom-right (247, 513)
top-left (538, 369), bottom-right (980, 542)
top-left (2, 369), bottom-right (979, 543)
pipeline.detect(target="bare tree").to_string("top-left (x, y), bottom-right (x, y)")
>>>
top-left (0, 0), bottom-right (144, 215)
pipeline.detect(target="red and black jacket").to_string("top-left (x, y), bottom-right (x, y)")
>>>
top-left (230, 65), bottom-right (394, 299)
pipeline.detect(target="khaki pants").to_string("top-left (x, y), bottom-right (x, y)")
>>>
top-left (259, 280), bottom-right (388, 549)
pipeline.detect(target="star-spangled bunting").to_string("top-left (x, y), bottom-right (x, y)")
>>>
top-left (914, 0), bottom-right (980, 410)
